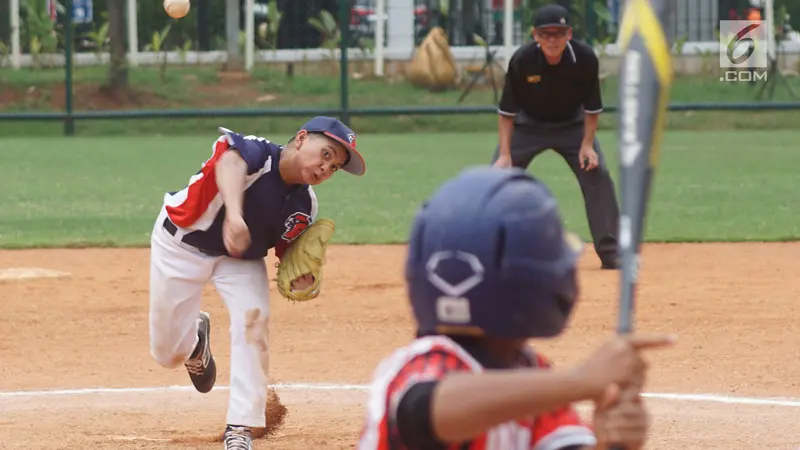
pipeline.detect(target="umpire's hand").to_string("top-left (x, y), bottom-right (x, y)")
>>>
top-left (579, 144), bottom-right (600, 171)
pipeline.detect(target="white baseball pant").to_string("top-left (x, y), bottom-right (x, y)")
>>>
top-left (148, 206), bottom-right (271, 427)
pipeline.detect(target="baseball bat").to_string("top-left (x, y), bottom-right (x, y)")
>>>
top-left (611, 1), bottom-right (674, 447)
top-left (615, 0), bottom-right (674, 334)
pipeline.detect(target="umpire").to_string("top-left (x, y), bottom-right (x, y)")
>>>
top-left (492, 4), bottom-right (620, 270)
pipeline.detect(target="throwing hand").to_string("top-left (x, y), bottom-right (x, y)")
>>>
top-left (223, 213), bottom-right (252, 257)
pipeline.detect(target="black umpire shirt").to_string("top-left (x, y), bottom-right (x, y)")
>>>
top-left (498, 39), bottom-right (603, 126)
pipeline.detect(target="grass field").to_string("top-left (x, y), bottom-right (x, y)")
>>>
top-left (0, 129), bottom-right (797, 248)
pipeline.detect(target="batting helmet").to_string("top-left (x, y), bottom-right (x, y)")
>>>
top-left (405, 167), bottom-right (583, 339)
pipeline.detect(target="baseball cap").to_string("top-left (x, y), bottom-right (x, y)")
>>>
top-left (299, 116), bottom-right (366, 176)
top-left (533, 4), bottom-right (571, 28)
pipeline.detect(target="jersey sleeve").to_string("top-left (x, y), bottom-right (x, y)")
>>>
top-left (582, 56), bottom-right (603, 114)
top-left (531, 355), bottom-right (597, 450)
top-left (218, 127), bottom-right (273, 175)
top-left (387, 349), bottom-right (471, 450)
top-left (274, 186), bottom-right (319, 259)
top-left (531, 406), bottom-right (596, 450)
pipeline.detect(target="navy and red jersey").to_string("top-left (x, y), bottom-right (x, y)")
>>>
top-left (358, 336), bottom-right (596, 450)
top-left (163, 127), bottom-right (317, 260)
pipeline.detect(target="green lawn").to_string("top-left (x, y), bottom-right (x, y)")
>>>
top-left (0, 129), bottom-right (797, 248)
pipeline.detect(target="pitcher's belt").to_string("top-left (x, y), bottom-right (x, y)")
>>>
top-left (162, 217), bottom-right (226, 257)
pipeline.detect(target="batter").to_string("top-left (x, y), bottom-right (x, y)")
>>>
top-left (358, 167), bottom-right (674, 450)
top-left (148, 116), bottom-right (365, 450)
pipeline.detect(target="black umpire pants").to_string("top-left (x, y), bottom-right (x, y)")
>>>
top-left (491, 121), bottom-right (620, 264)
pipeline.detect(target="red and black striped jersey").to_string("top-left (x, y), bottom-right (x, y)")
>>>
top-left (358, 336), bottom-right (596, 450)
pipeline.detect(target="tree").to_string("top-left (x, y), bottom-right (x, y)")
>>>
top-left (106, 0), bottom-right (128, 93)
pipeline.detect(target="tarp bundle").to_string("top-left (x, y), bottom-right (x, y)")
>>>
top-left (406, 27), bottom-right (459, 91)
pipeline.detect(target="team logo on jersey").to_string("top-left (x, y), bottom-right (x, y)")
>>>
top-left (527, 75), bottom-right (541, 83)
top-left (282, 212), bottom-right (311, 241)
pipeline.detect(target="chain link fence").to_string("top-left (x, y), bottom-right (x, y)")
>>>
top-left (0, 0), bottom-right (799, 136)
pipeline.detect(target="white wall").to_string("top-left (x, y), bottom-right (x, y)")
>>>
top-left (387, 0), bottom-right (415, 56)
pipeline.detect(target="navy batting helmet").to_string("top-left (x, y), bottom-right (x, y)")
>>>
top-left (405, 167), bottom-right (583, 339)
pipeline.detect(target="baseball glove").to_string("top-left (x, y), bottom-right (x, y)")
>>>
top-left (275, 218), bottom-right (335, 302)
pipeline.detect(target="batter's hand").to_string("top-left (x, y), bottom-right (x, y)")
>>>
top-left (579, 144), bottom-right (599, 171)
top-left (592, 383), bottom-right (650, 450)
top-left (576, 334), bottom-right (675, 400)
top-left (223, 213), bottom-right (251, 257)
top-left (493, 153), bottom-right (513, 168)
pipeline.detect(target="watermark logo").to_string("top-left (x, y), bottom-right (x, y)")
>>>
top-left (719, 20), bottom-right (768, 82)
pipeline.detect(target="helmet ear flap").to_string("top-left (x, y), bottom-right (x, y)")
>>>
top-left (556, 292), bottom-right (575, 318)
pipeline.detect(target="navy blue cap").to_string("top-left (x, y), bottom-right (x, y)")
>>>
top-left (299, 116), bottom-right (366, 176)
top-left (534, 4), bottom-right (571, 28)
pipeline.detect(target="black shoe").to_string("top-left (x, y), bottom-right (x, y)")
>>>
top-left (223, 425), bottom-right (254, 450)
top-left (601, 257), bottom-right (621, 270)
top-left (184, 311), bottom-right (216, 393)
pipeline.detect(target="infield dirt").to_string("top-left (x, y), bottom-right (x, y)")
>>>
top-left (1, 243), bottom-right (798, 449)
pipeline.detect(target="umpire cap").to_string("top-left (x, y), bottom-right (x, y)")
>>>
top-left (533, 4), bottom-right (572, 28)
top-left (405, 167), bottom-right (583, 339)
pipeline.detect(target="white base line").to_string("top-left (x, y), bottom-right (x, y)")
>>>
top-left (1, 383), bottom-right (799, 407)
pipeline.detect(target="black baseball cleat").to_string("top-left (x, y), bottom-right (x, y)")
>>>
top-left (601, 257), bottom-right (621, 270)
top-left (185, 311), bottom-right (217, 393)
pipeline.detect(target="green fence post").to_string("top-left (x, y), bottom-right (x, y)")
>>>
top-left (64, 0), bottom-right (75, 136)
top-left (338, 0), bottom-right (350, 126)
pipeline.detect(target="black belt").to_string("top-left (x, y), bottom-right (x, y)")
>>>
top-left (162, 218), bottom-right (225, 257)
top-left (162, 217), bottom-right (179, 236)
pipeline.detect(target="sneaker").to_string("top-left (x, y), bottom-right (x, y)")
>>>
top-left (185, 311), bottom-right (217, 393)
top-left (601, 256), bottom-right (621, 270)
top-left (223, 425), bottom-right (253, 450)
